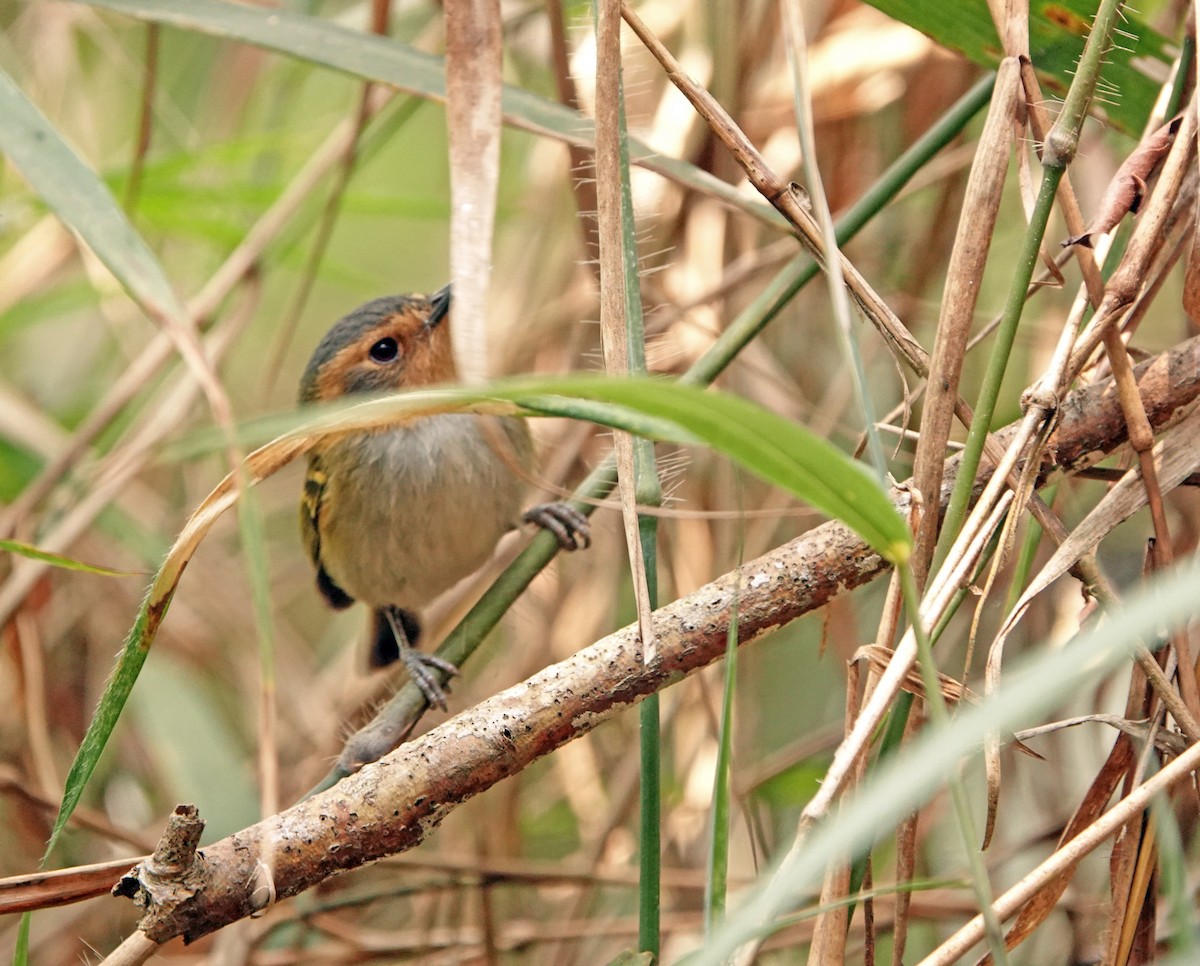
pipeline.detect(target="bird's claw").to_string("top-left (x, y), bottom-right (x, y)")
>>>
top-left (399, 647), bottom-right (459, 712)
top-left (523, 502), bottom-right (591, 550)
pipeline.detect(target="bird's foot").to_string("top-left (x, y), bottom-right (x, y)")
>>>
top-left (523, 502), bottom-right (591, 550)
top-left (397, 646), bottom-right (459, 712)
top-left (383, 606), bottom-right (458, 710)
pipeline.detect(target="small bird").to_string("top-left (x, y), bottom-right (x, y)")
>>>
top-left (299, 286), bottom-right (589, 709)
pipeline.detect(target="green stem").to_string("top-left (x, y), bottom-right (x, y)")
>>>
top-left (684, 74), bottom-right (994, 389)
top-left (1045, 0), bottom-right (1129, 168)
top-left (622, 95), bottom-right (664, 966)
top-left (898, 565), bottom-right (1010, 964)
top-left (704, 573), bottom-right (739, 933)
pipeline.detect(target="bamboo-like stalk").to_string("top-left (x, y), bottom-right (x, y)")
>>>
top-left (593, 0), bottom-right (663, 953)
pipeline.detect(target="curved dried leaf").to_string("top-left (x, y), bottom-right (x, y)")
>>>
top-left (853, 644), bottom-right (970, 703)
top-left (1063, 115), bottom-right (1182, 247)
top-left (47, 377), bottom-right (907, 864)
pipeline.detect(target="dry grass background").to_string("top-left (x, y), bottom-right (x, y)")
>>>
top-left (1, 0), bottom-right (1198, 962)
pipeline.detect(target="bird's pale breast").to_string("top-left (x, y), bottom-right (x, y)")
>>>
top-left (316, 414), bottom-right (531, 609)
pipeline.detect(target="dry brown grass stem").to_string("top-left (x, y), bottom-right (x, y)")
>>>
top-left (544, 0), bottom-right (601, 270)
top-left (907, 56), bottom-right (1021, 584)
top-left (595, 0), bottom-right (654, 661)
top-left (446, 0), bottom-right (502, 385)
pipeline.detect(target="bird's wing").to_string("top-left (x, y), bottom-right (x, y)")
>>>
top-left (299, 453), bottom-right (326, 567)
top-left (300, 453), bottom-right (355, 609)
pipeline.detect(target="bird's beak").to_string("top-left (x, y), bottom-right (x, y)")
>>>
top-left (427, 284), bottom-right (452, 329)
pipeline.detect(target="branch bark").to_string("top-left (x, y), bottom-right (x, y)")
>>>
top-left (115, 334), bottom-right (1200, 944)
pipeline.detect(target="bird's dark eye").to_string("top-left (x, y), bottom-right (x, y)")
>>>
top-left (369, 337), bottom-right (399, 363)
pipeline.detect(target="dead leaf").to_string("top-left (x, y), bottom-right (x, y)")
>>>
top-left (853, 644), bottom-right (969, 704)
top-left (1063, 115), bottom-right (1182, 248)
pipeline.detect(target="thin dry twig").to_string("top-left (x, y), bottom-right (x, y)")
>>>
top-left (619, 2), bottom-right (938, 397)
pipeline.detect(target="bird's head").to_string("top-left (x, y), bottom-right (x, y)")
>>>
top-left (300, 286), bottom-right (455, 403)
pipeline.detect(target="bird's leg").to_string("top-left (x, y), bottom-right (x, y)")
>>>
top-left (522, 503), bottom-right (591, 550)
top-left (383, 606), bottom-right (459, 711)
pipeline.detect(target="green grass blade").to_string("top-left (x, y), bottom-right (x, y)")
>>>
top-left (10, 912), bottom-right (30, 966)
top-left (865, 0), bottom-right (1171, 136)
top-left (78, 0), bottom-right (780, 228)
top-left (0, 66), bottom-right (186, 321)
top-left (503, 377), bottom-right (910, 563)
top-left (294, 375), bottom-right (911, 560)
top-left (704, 569), bottom-right (739, 934)
top-left (44, 587), bottom-right (177, 860)
top-left (183, 375), bottom-right (912, 560)
top-left (0, 539), bottom-right (143, 577)
top-left (638, 692), bottom-right (661, 954)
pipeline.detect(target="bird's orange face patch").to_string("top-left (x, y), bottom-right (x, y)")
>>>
top-left (313, 304), bottom-right (457, 401)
